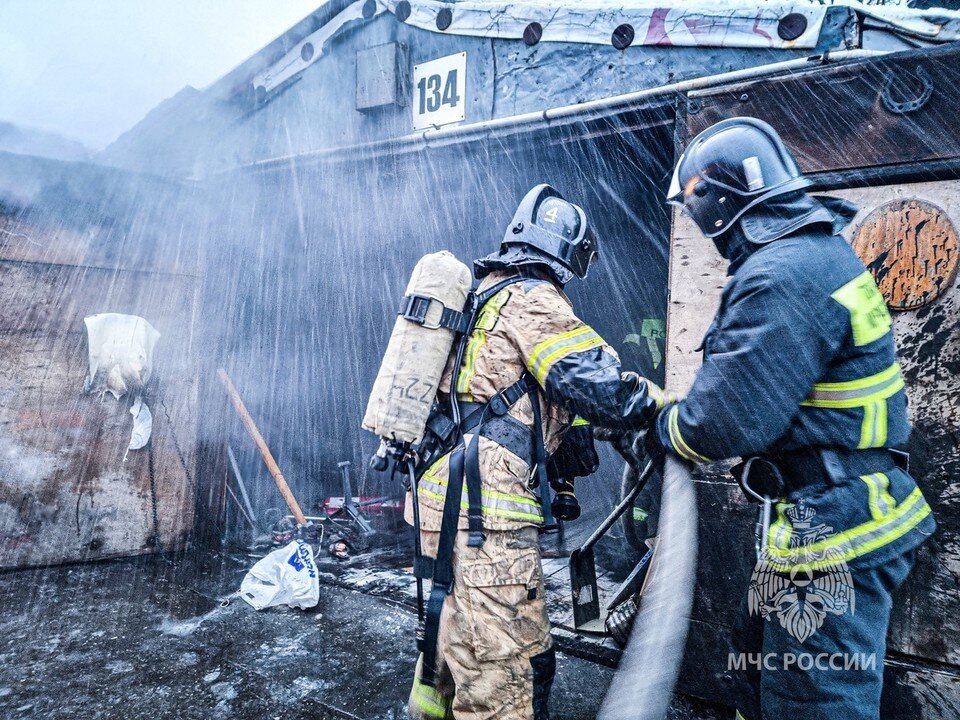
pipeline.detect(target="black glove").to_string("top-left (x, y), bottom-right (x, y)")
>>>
top-left (644, 424), bottom-right (667, 463)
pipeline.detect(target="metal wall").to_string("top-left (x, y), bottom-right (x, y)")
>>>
top-left (100, 9), bottom-right (835, 178)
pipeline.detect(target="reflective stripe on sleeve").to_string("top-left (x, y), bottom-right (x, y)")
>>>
top-left (666, 405), bottom-right (712, 463)
top-left (802, 362), bottom-right (901, 449)
top-left (801, 362), bottom-right (904, 409)
top-left (527, 325), bottom-right (604, 386)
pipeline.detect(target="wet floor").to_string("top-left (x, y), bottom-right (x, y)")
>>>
top-left (0, 553), bottom-right (724, 719)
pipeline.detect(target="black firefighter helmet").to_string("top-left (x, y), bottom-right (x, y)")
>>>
top-left (475, 184), bottom-right (598, 285)
top-left (667, 117), bottom-right (810, 238)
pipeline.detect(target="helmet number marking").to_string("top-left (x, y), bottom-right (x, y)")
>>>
top-left (543, 207), bottom-right (560, 224)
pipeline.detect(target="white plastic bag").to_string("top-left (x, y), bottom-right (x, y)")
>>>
top-left (83, 313), bottom-right (160, 399)
top-left (239, 540), bottom-right (319, 610)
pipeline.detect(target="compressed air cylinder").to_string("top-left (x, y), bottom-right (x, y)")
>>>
top-left (362, 251), bottom-right (472, 445)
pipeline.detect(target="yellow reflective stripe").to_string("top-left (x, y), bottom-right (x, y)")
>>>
top-left (767, 488), bottom-right (931, 568)
top-left (831, 270), bottom-right (892, 346)
top-left (646, 381), bottom-right (668, 411)
top-left (476, 288), bottom-right (511, 331)
top-left (418, 486), bottom-right (544, 523)
top-left (456, 332), bottom-right (487, 401)
top-left (667, 405), bottom-right (711, 463)
top-left (768, 501), bottom-right (792, 549)
top-left (875, 400), bottom-right (888, 447)
top-left (527, 326), bottom-right (604, 385)
top-left (861, 473), bottom-right (896, 521)
top-left (423, 470), bottom-right (538, 508)
top-left (859, 401), bottom-right (877, 449)
top-left (572, 416), bottom-right (590, 427)
top-left (856, 400), bottom-right (888, 449)
top-left (801, 363), bottom-right (904, 409)
top-left (420, 470), bottom-right (544, 522)
top-left (811, 362), bottom-right (901, 393)
top-left (456, 289), bottom-right (511, 400)
top-left (411, 678), bottom-right (451, 719)
top-left (736, 712), bottom-right (749, 720)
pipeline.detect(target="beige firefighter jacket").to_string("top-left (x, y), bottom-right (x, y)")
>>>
top-left (405, 268), bottom-right (640, 532)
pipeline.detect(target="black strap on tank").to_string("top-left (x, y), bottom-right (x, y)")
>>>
top-left (398, 294), bottom-right (472, 334)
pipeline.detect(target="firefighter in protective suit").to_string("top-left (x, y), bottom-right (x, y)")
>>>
top-left (650, 117), bottom-right (936, 719)
top-left (407, 185), bottom-right (667, 720)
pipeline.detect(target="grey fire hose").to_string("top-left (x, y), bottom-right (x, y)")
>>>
top-left (598, 455), bottom-right (698, 720)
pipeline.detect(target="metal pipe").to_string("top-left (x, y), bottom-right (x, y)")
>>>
top-left (239, 49), bottom-right (889, 173)
top-left (227, 444), bottom-right (258, 524)
top-left (577, 459), bottom-right (655, 554)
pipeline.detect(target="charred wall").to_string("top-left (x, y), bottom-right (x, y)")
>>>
top-left (0, 153), bottom-right (205, 567)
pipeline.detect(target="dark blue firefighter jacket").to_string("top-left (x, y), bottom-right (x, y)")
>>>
top-left (655, 228), bottom-right (935, 568)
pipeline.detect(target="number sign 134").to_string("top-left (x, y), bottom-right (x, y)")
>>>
top-left (412, 52), bottom-right (466, 130)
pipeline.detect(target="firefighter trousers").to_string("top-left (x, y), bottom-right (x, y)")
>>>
top-left (732, 547), bottom-right (917, 720)
top-left (408, 528), bottom-right (555, 720)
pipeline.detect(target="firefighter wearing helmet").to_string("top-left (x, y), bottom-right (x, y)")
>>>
top-left (407, 184), bottom-right (669, 720)
top-left (650, 117), bottom-right (935, 719)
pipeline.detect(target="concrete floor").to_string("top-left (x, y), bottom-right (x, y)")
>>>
top-left (0, 553), bottom-right (724, 719)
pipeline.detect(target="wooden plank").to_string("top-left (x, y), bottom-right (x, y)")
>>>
top-left (664, 207), bottom-right (727, 395)
top-left (687, 44), bottom-right (960, 175)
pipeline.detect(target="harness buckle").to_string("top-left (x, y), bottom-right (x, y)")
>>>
top-left (468, 529), bottom-right (486, 547)
top-left (488, 393), bottom-right (509, 416)
top-left (399, 294), bottom-right (433, 325)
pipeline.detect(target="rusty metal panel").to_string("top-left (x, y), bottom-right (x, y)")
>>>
top-left (686, 44), bottom-right (960, 175)
top-left (0, 220), bottom-right (199, 568)
top-left (850, 199), bottom-right (959, 310)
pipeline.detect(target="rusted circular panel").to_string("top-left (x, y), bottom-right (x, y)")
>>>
top-left (851, 199), bottom-right (959, 311)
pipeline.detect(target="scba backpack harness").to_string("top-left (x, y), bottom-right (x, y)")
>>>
top-left (400, 274), bottom-right (551, 687)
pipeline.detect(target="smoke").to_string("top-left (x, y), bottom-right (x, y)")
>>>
top-left (0, 1), bottom-right (319, 151)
